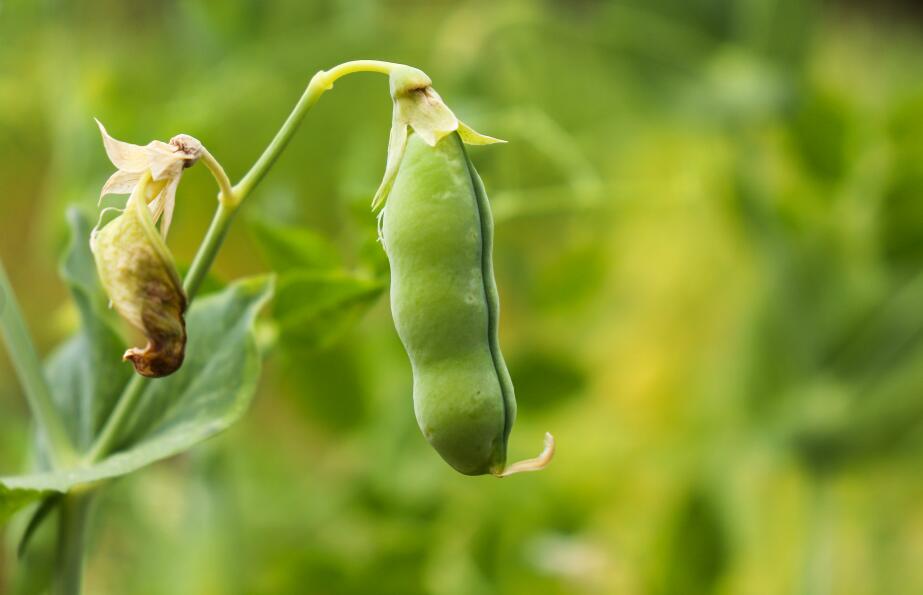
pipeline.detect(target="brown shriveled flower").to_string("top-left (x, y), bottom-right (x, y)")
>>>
top-left (91, 172), bottom-right (187, 378)
top-left (96, 119), bottom-right (202, 238)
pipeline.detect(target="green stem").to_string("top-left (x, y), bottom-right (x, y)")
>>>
top-left (85, 60), bottom-right (399, 463)
top-left (53, 493), bottom-right (93, 595)
top-left (231, 59), bottom-right (398, 202)
top-left (0, 260), bottom-right (77, 467)
top-left (85, 377), bottom-right (140, 462)
top-left (198, 147), bottom-right (235, 207)
top-left (182, 201), bottom-right (236, 300)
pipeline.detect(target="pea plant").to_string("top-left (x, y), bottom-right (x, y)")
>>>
top-left (0, 61), bottom-right (554, 593)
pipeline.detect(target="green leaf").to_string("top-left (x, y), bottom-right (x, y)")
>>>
top-left (0, 484), bottom-right (51, 527)
top-left (249, 218), bottom-right (339, 272)
top-left (248, 217), bottom-right (386, 352)
top-left (17, 493), bottom-right (62, 559)
top-left (656, 489), bottom-right (729, 595)
top-left (112, 276), bottom-right (274, 446)
top-left (15, 209), bottom-right (129, 555)
top-left (277, 344), bottom-right (369, 431)
top-left (274, 271), bottom-right (384, 351)
top-left (508, 349), bottom-right (586, 412)
top-left (0, 275), bottom-right (274, 526)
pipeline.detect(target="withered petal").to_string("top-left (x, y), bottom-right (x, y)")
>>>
top-left (95, 119), bottom-right (154, 173)
top-left (100, 170), bottom-right (142, 202)
top-left (398, 87), bottom-right (459, 147)
top-left (146, 141), bottom-right (187, 181)
top-left (371, 117), bottom-right (409, 211)
top-left (158, 176), bottom-right (181, 239)
top-left (123, 327), bottom-right (186, 378)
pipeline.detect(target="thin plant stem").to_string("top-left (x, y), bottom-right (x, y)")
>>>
top-left (198, 147), bottom-right (235, 207)
top-left (85, 60), bottom-right (399, 463)
top-left (0, 260), bottom-right (77, 467)
top-left (85, 376), bottom-right (140, 462)
top-left (53, 493), bottom-right (94, 595)
top-left (231, 59), bottom-right (398, 201)
top-left (182, 201), bottom-right (236, 301)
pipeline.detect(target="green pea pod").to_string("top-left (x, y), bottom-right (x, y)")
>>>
top-left (382, 131), bottom-right (553, 476)
top-left (90, 171), bottom-right (187, 377)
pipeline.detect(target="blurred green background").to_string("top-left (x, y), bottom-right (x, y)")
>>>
top-left (3, 0), bottom-right (923, 593)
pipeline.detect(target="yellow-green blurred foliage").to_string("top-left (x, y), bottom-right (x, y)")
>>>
top-left (3, 0), bottom-right (923, 593)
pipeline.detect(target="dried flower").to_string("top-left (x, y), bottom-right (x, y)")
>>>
top-left (91, 172), bottom-right (187, 378)
top-left (96, 119), bottom-right (202, 238)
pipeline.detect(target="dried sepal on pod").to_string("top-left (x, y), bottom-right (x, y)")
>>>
top-left (371, 65), bottom-right (505, 212)
top-left (90, 171), bottom-right (187, 378)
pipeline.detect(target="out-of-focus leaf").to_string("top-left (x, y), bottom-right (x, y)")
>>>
top-left (16, 209), bottom-right (131, 554)
top-left (534, 241), bottom-right (607, 310)
top-left (844, 353), bottom-right (923, 461)
top-left (784, 379), bottom-right (853, 471)
top-left (787, 345), bottom-right (923, 471)
top-left (357, 232), bottom-right (391, 279)
top-left (112, 276), bottom-right (274, 449)
top-left (880, 94), bottom-right (923, 271)
top-left (250, 218), bottom-right (386, 353)
top-left (656, 489), bottom-right (728, 595)
top-left (0, 485), bottom-right (46, 527)
top-left (279, 345), bottom-right (368, 431)
top-left (508, 349), bottom-right (586, 412)
top-left (827, 271), bottom-right (923, 384)
top-left (0, 276), bottom-right (273, 525)
top-left (11, 501), bottom-right (55, 595)
top-left (16, 493), bottom-right (61, 559)
top-left (789, 87), bottom-right (853, 184)
top-left (249, 218), bottom-right (339, 272)
top-left (274, 271), bottom-right (384, 352)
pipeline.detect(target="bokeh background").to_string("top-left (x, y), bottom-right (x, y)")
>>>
top-left (3, 0), bottom-right (923, 593)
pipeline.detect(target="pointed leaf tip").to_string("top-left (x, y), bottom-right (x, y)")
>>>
top-left (458, 120), bottom-right (506, 145)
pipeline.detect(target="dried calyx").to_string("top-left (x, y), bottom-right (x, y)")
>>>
top-left (371, 65), bottom-right (505, 212)
top-left (92, 121), bottom-right (196, 378)
top-left (91, 172), bottom-right (187, 378)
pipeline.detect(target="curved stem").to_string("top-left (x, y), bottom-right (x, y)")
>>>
top-left (321, 59), bottom-right (398, 79)
top-left (198, 147), bottom-right (235, 207)
top-left (231, 60), bottom-right (398, 202)
top-left (0, 260), bottom-right (77, 467)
